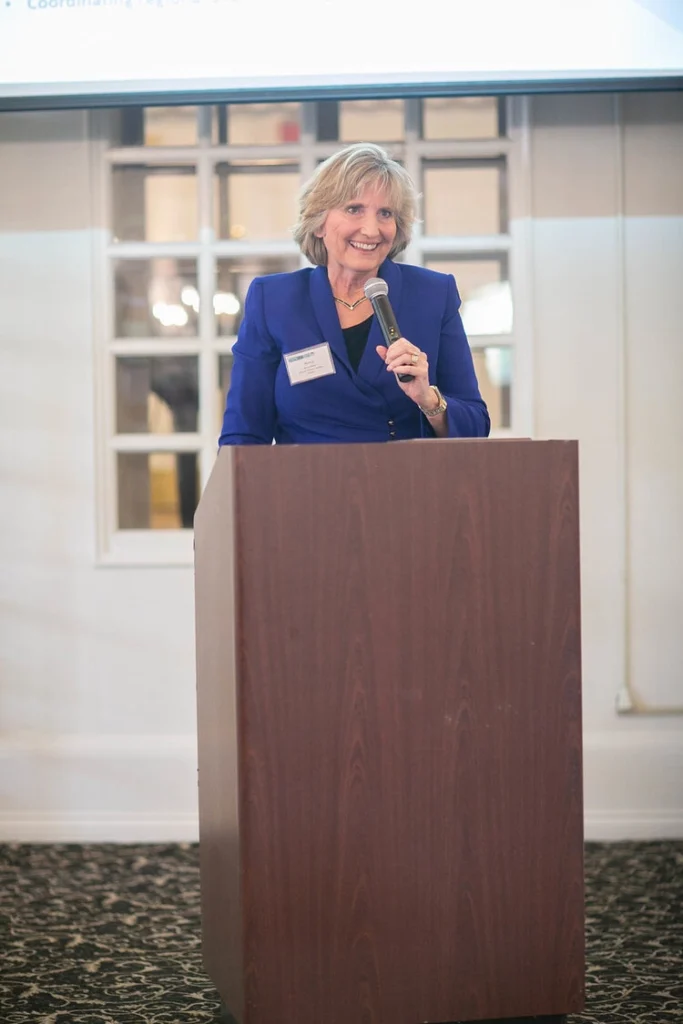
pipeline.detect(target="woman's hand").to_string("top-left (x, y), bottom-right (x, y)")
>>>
top-left (376, 338), bottom-right (438, 411)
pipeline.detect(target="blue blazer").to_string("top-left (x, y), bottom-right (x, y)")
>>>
top-left (219, 259), bottom-right (490, 445)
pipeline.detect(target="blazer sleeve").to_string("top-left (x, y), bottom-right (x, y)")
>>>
top-left (431, 275), bottom-right (491, 438)
top-left (218, 278), bottom-right (280, 446)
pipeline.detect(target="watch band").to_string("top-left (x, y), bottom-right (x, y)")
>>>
top-left (419, 385), bottom-right (447, 418)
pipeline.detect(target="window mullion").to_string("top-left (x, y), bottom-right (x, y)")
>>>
top-left (403, 99), bottom-right (422, 267)
top-left (213, 240), bottom-right (300, 258)
top-left (111, 339), bottom-right (202, 356)
top-left (299, 103), bottom-right (317, 269)
top-left (91, 109), bottom-right (118, 558)
top-left (469, 334), bottom-right (514, 348)
top-left (198, 145), bottom-right (218, 482)
top-left (106, 242), bottom-right (201, 259)
top-left (416, 138), bottom-right (511, 160)
top-left (113, 434), bottom-right (201, 453)
top-left (106, 147), bottom-right (201, 165)
top-left (419, 235), bottom-right (512, 255)
top-left (506, 94), bottom-right (534, 438)
top-left (195, 143), bottom-right (302, 162)
top-left (198, 105), bottom-right (212, 148)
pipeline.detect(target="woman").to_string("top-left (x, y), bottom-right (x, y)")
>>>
top-left (219, 143), bottom-right (490, 445)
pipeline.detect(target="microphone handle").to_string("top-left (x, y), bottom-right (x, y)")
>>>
top-left (370, 293), bottom-right (414, 382)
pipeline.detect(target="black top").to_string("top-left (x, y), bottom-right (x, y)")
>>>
top-left (341, 314), bottom-right (374, 373)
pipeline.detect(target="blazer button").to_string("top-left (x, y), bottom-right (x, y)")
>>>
top-left (388, 419), bottom-right (394, 426)
top-left (389, 430), bottom-right (396, 438)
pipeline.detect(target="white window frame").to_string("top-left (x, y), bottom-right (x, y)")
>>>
top-left (90, 96), bottom-right (533, 567)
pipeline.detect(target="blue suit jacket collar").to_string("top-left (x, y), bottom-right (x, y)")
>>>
top-left (309, 260), bottom-right (403, 384)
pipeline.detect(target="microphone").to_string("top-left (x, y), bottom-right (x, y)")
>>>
top-left (364, 277), bottom-right (413, 382)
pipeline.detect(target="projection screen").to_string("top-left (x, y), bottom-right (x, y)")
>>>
top-left (1, 0), bottom-right (682, 109)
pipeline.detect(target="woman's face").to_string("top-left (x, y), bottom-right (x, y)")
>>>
top-left (316, 183), bottom-right (398, 281)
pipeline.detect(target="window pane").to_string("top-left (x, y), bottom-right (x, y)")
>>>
top-left (471, 347), bottom-right (512, 429)
top-left (116, 356), bottom-right (198, 434)
top-left (117, 452), bottom-right (200, 530)
top-left (215, 255), bottom-right (300, 336)
top-left (114, 258), bottom-right (198, 338)
top-left (212, 103), bottom-right (301, 145)
top-left (423, 161), bottom-right (504, 236)
top-left (214, 162), bottom-right (299, 240)
top-left (339, 100), bottom-right (404, 142)
top-left (110, 107), bottom-right (199, 147)
top-left (112, 165), bottom-right (197, 243)
top-left (145, 107), bottom-right (198, 146)
top-left (422, 97), bottom-right (500, 140)
top-left (217, 353), bottom-right (234, 434)
top-left (424, 257), bottom-right (512, 335)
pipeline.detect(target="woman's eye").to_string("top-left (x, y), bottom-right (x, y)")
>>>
top-left (379, 209), bottom-right (394, 219)
top-left (346, 205), bottom-right (361, 214)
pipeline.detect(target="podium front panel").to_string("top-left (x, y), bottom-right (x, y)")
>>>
top-left (195, 439), bottom-right (584, 1024)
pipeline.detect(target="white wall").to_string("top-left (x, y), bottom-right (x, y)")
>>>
top-left (527, 92), bottom-right (683, 837)
top-left (0, 95), bottom-right (681, 842)
top-left (0, 112), bottom-right (198, 840)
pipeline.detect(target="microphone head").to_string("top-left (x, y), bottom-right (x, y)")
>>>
top-left (364, 277), bottom-right (388, 300)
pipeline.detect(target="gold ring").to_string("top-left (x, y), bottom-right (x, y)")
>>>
top-left (411, 352), bottom-right (419, 365)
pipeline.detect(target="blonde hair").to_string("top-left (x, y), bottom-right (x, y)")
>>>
top-left (293, 143), bottom-right (417, 266)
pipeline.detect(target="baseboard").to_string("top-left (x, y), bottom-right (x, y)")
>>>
top-left (0, 734), bottom-right (199, 843)
top-left (2, 731), bottom-right (682, 843)
top-left (0, 811), bottom-right (199, 843)
top-left (582, 729), bottom-right (683, 839)
top-left (3, 811), bottom-right (680, 844)
top-left (583, 810), bottom-right (683, 841)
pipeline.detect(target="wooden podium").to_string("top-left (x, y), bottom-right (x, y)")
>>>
top-left (194, 439), bottom-right (584, 1024)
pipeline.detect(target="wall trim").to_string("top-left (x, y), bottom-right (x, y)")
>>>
top-left (0, 812), bottom-right (199, 844)
top-left (0, 733), bottom-right (197, 756)
top-left (583, 728), bottom-right (683, 749)
top-left (1, 730), bottom-right (681, 842)
top-left (584, 810), bottom-right (683, 842)
top-left (2, 810), bottom-right (680, 845)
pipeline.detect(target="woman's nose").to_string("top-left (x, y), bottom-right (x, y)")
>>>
top-left (359, 212), bottom-right (381, 236)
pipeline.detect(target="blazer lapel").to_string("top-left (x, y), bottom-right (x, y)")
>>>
top-left (309, 266), bottom-right (353, 375)
top-left (359, 258), bottom-right (404, 385)
top-left (309, 260), bottom-right (404, 386)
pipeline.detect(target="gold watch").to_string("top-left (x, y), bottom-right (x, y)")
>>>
top-left (419, 386), bottom-right (447, 418)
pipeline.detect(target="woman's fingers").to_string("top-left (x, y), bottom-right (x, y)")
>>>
top-left (385, 342), bottom-right (428, 376)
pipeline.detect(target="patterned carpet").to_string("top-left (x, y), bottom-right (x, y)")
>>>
top-left (1, 842), bottom-right (681, 1024)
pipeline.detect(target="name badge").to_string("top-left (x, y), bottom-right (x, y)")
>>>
top-left (284, 343), bottom-right (336, 385)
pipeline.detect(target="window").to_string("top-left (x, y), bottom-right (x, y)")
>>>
top-left (93, 97), bottom-right (528, 564)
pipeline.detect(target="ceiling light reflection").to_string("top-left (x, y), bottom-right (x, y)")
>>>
top-left (214, 292), bottom-right (241, 316)
top-left (461, 281), bottom-right (513, 336)
top-left (181, 285), bottom-right (200, 311)
top-left (152, 301), bottom-right (189, 328)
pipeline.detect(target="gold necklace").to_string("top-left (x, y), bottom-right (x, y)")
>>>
top-left (334, 295), bottom-right (369, 311)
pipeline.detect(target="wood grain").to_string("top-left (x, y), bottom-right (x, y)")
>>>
top-left (194, 451), bottom-right (244, 1020)
top-left (195, 439), bottom-right (584, 1024)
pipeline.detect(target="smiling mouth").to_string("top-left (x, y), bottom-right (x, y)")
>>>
top-left (349, 240), bottom-right (380, 251)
